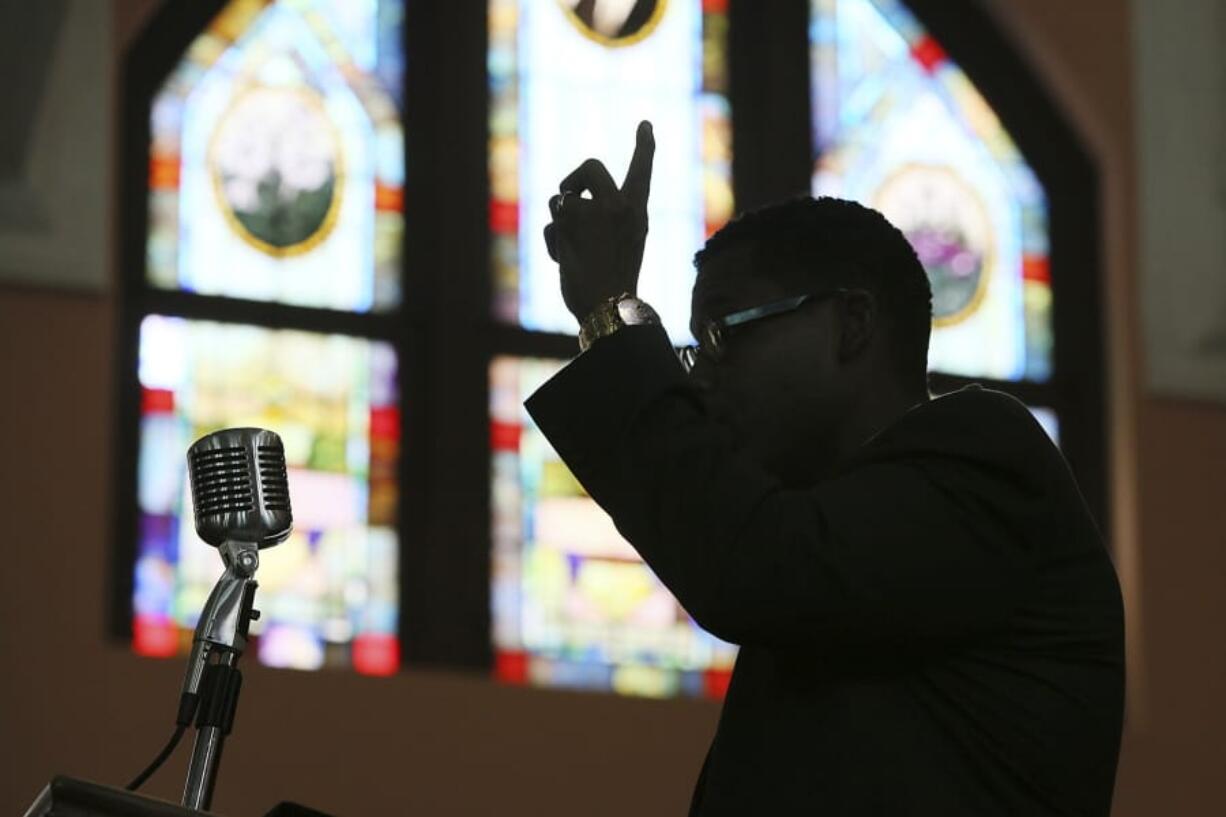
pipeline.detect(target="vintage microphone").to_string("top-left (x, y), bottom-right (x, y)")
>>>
top-left (125, 428), bottom-right (292, 811)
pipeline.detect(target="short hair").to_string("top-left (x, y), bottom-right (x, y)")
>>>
top-left (694, 196), bottom-right (933, 393)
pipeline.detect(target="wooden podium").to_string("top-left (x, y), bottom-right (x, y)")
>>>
top-left (24, 776), bottom-right (334, 817)
top-left (24, 777), bottom-right (208, 817)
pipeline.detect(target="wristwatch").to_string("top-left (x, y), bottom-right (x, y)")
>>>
top-left (578, 292), bottom-right (662, 352)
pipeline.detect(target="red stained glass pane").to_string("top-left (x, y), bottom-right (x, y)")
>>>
top-left (353, 633), bottom-right (401, 677)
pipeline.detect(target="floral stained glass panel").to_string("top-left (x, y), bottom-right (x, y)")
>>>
top-left (490, 0), bottom-right (732, 341)
top-left (148, 0), bottom-right (404, 312)
top-left (133, 316), bottom-right (401, 675)
top-left (490, 356), bottom-right (738, 699)
top-left (811, 0), bottom-right (1052, 381)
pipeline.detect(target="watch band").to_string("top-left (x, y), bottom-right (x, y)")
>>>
top-left (578, 293), bottom-right (661, 352)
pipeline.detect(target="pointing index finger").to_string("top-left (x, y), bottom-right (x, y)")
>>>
top-left (621, 120), bottom-right (655, 208)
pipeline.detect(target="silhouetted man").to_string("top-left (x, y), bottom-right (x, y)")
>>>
top-left (528, 122), bottom-right (1124, 815)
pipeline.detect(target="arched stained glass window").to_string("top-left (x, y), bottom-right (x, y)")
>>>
top-left (487, 0), bottom-right (737, 698)
top-left (122, 0), bottom-right (1097, 698)
top-left (148, 0), bottom-right (404, 311)
top-left (130, 0), bottom-right (405, 676)
top-left (810, 0), bottom-right (1052, 382)
top-left (489, 0), bottom-right (732, 340)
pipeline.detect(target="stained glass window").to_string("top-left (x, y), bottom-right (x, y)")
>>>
top-left (489, 0), bottom-right (732, 340)
top-left (486, 0), bottom-right (734, 700)
top-left (128, 0), bottom-right (1089, 697)
top-left (491, 356), bottom-right (738, 698)
top-left (148, 0), bottom-right (404, 312)
top-left (132, 0), bottom-right (404, 676)
top-left (810, 0), bottom-right (1051, 381)
top-left (133, 317), bottom-right (401, 675)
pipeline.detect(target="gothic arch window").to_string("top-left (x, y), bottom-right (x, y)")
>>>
top-left (118, 0), bottom-right (1102, 697)
top-left (808, 0), bottom-right (1106, 471)
top-left (812, 0), bottom-right (1052, 387)
top-left (487, 0), bottom-right (739, 698)
top-left (120, 0), bottom-right (406, 676)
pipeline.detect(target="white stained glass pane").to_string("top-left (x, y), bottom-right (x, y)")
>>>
top-left (148, 0), bottom-right (404, 312)
top-left (490, 0), bottom-right (733, 343)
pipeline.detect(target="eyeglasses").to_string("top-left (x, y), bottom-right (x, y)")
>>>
top-left (677, 288), bottom-right (848, 373)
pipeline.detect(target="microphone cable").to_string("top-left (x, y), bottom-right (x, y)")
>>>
top-left (125, 726), bottom-right (187, 791)
top-left (125, 692), bottom-right (198, 791)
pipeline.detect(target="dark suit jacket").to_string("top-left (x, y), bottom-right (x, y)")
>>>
top-left (526, 325), bottom-right (1124, 816)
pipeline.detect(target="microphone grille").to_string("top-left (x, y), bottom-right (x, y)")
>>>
top-left (257, 444), bottom-right (291, 513)
top-left (189, 445), bottom-right (255, 515)
top-left (187, 428), bottom-right (293, 548)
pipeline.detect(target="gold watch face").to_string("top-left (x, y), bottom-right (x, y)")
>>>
top-left (615, 297), bottom-right (658, 325)
top-left (558, 0), bottom-right (668, 47)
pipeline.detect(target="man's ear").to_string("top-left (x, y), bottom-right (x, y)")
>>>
top-left (837, 289), bottom-right (876, 362)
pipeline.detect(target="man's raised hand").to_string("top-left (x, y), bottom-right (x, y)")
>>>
top-left (544, 120), bottom-right (656, 322)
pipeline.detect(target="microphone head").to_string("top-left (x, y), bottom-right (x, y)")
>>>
top-left (187, 427), bottom-right (293, 548)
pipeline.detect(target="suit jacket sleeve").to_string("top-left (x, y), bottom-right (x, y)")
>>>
top-left (524, 324), bottom-right (1042, 649)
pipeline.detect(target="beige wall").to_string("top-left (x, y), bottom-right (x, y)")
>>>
top-left (985, 1), bottom-right (1226, 814)
top-left (2, 1), bottom-right (1223, 814)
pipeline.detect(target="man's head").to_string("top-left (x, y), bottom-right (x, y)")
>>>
top-left (689, 196), bottom-right (932, 483)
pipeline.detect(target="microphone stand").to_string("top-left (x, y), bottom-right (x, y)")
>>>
top-left (179, 538), bottom-right (262, 812)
